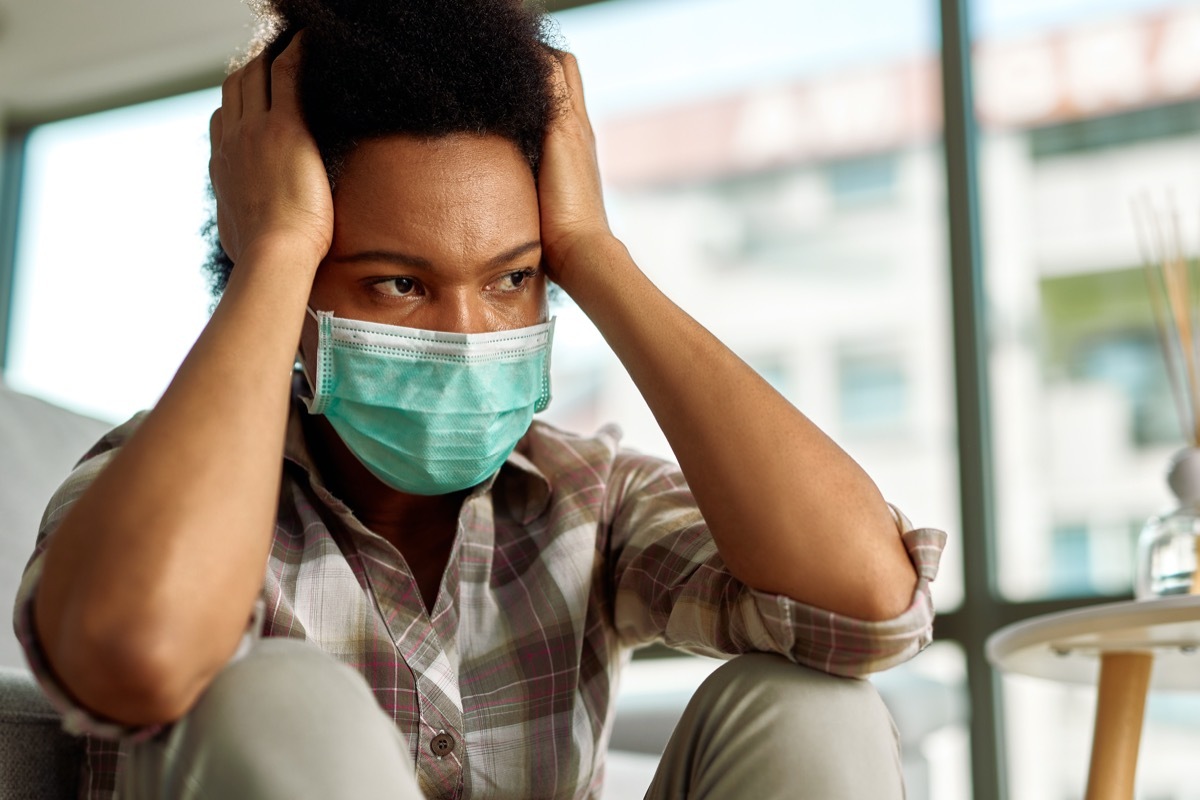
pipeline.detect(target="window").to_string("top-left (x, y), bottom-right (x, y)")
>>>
top-left (1030, 101), bottom-right (1200, 159)
top-left (838, 345), bottom-right (910, 436)
top-left (1040, 269), bottom-right (1179, 450)
top-left (975, 2), bottom-right (1199, 600)
top-left (28, 0), bottom-right (1200, 796)
top-left (4, 2), bottom-right (967, 795)
top-left (1004, 676), bottom-right (1200, 799)
top-left (1074, 332), bottom-right (1176, 447)
top-left (1048, 523), bottom-right (1094, 595)
top-left (550, 4), bottom-right (964, 631)
top-left (973, 0), bottom-right (1200, 794)
top-left (5, 88), bottom-right (220, 422)
top-left (826, 154), bottom-right (900, 207)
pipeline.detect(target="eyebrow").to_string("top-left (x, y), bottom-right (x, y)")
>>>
top-left (327, 240), bottom-right (542, 271)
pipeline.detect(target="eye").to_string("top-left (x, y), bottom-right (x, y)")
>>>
top-left (372, 277), bottom-right (421, 297)
top-left (494, 268), bottom-right (537, 292)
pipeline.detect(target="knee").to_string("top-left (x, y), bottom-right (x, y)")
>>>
top-left (185, 639), bottom-right (364, 729)
top-left (703, 652), bottom-right (896, 734)
top-left (185, 637), bottom-right (396, 745)
top-left (147, 638), bottom-right (411, 798)
top-left (200, 638), bottom-right (367, 703)
top-left (688, 653), bottom-right (901, 774)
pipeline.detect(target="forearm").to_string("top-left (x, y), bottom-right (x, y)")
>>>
top-left (34, 237), bottom-right (318, 723)
top-left (559, 236), bottom-right (916, 621)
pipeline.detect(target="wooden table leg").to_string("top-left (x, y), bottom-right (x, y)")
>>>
top-left (1084, 651), bottom-right (1154, 800)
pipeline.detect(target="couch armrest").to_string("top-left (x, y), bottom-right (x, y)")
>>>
top-left (0, 667), bottom-right (84, 799)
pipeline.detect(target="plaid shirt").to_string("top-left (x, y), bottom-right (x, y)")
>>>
top-left (14, 397), bottom-right (945, 800)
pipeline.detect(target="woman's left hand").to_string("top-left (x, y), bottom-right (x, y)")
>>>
top-left (537, 52), bottom-right (615, 290)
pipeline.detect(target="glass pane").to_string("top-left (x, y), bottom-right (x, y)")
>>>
top-left (873, 641), bottom-right (973, 800)
top-left (973, 0), bottom-right (1200, 599)
top-left (550, 0), bottom-right (962, 610)
top-left (7, 88), bottom-right (220, 423)
top-left (1004, 673), bottom-right (1200, 798)
top-left (5, 4), bottom-right (961, 612)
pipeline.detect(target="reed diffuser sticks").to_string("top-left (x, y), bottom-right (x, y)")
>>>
top-left (1132, 194), bottom-right (1200, 598)
top-left (1132, 194), bottom-right (1200, 448)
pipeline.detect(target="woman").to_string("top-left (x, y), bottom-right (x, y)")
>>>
top-left (15, 0), bottom-right (945, 797)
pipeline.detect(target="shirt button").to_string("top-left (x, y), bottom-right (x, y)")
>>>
top-left (430, 731), bottom-right (456, 758)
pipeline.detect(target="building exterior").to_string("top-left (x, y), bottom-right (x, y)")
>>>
top-left (536, 8), bottom-right (1200, 796)
top-left (542, 4), bottom-right (1200, 608)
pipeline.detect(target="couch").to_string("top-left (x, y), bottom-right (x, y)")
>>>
top-left (1, 384), bottom-right (109, 797)
top-left (0, 667), bottom-right (84, 797)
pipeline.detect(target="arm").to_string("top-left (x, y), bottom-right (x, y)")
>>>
top-left (601, 449), bottom-right (944, 675)
top-left (31, 36), bottom-right (331, 726)
top-left (540, 54), bottom-right (917, 622)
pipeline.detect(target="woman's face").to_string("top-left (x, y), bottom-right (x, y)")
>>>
top-left (308, 133), bottom-right (546, 332)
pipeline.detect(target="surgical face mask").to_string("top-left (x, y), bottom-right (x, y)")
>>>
top-left (300, 308), bottom-right (554, 496)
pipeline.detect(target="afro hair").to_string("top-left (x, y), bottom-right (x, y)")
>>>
top-left (202, 0), bottom-right (560, 296)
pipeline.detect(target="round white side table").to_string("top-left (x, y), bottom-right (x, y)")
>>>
top-left (987, 595), bottom-right (1200, 800)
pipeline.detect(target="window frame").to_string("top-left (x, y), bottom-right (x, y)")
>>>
top-left (0, 127), bottom-right (26, 373)
top-left (0, 3), bottom-right (1146, 797)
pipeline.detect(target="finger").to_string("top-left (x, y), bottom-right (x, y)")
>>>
top-left (556, 52), bottom-right (587, 110)
top-left (209, 108), bottom-right (223, 147)
top-left (550, 51), bottom-right (595, 136)
top-left (546, 50), bottom-right (569, 99)
top-left (269, 30), bottom-right (305, 114)
top-left (208, 109), bottom-right (222, 188)
top-left (221, 65), bottom-right (244, 122)
top-left (241, 49), bottom-right (270, 116)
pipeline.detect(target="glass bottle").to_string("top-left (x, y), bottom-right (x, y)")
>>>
top-left (1136, 448), bottom-right (1200, 599)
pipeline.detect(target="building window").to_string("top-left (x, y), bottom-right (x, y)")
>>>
top-left (837, 345), bottom-right (909, 436)
top-left (1049, 522), bottom-right (1094, 596)
top-left (826, 154), bottom-right (900, 207)
top-left (1030, 101), bottom-right (1200, 159)
top-left (1040, 268), bottom-right (1179, 449)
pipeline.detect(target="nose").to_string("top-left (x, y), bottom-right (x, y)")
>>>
top-left (424, 287), bottom-right (493, 334)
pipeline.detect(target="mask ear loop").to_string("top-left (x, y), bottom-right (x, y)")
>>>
top-left (534, 317), bottom-right (555, 413)
top-left (294, 307), bottom-right (321, 372)
top-left (299, 307), bottom-right (333, 415)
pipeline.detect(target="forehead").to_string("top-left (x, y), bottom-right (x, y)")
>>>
top-left (331, 134), bottom-right (539, 253)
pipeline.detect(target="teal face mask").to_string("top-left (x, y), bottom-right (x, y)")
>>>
top-left (300, 308), bottom-right (554, 496)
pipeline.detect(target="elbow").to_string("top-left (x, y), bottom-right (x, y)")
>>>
top-left (859, 585), bottom-right (916, 623)
top-left (854, 517), bottom-right (923, 621)
top-left (37, 599), bottom-right (210, 726)
top-left (93, 635), bottom-right (207, 726)
top-left (795, 562), bottom-right (919, 623)
top-left (64, 631), bottom-right (207, 726)
top-left (857, 563), bottom-right (920, 623)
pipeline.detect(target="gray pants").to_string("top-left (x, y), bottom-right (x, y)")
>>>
top-left (118, 639), bottom-right (904, 799)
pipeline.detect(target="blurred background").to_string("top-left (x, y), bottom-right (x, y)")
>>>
top-left (2, 0), bottom-right (1200, 797)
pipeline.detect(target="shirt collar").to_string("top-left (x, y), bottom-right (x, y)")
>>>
top-left (498, 435), bottom-right (552, 524)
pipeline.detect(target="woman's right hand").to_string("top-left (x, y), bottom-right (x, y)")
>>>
top-left (209, 32), bottom-right (333, 269)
